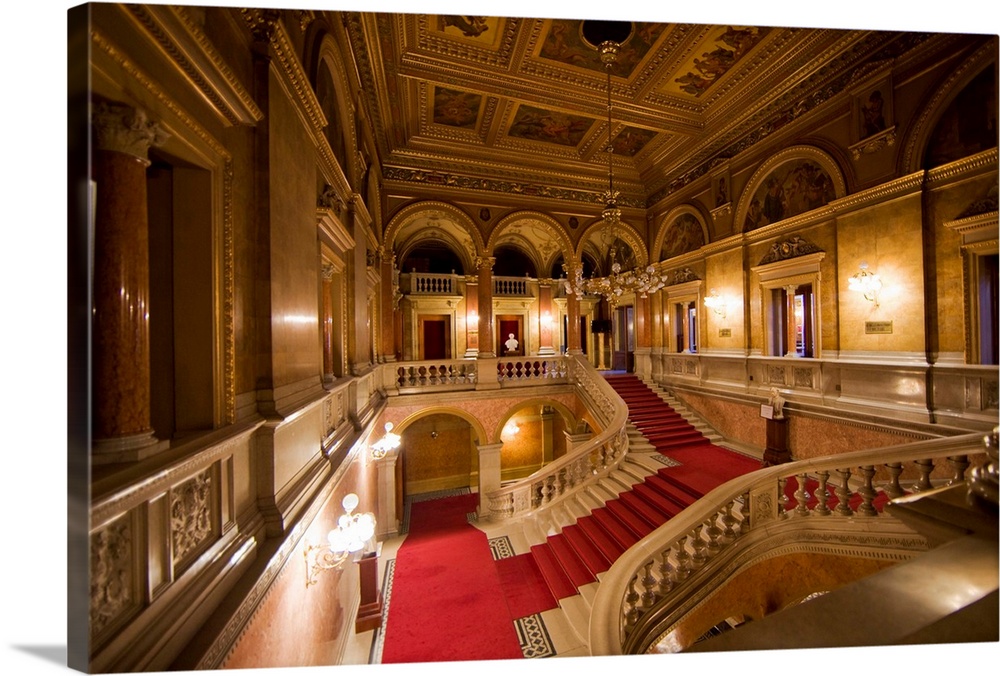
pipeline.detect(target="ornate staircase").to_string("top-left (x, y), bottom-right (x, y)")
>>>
top-left (507, 374), bottom-right (760, 643)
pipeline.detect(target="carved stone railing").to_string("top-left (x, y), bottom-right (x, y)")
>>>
top-left (483, 354), bottom-right (630, 521)
top-left (495, 356), bottom-right (568, 384)
top-left (405, 272), bottom-right (458, 295)
top-left (589, 430), bottom-right (992, 657)
top-left (493, 276), bottom-right (530, 296)
top-left (394, 359), bottom-right (478, 389)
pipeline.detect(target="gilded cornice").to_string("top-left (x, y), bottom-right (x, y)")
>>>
top-left (647, 31), bottom-right (935, 206)
top-left (926, 147), bottom-right (1000, 188)
top-left (124, 4), bottom-right (263, 127)
top-left (91, 27), bottom-right (237, 424)
top-left (414, 15), bottom-right (521, 69)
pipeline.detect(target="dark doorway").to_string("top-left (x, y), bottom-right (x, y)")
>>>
top-left (420, 316), bottom-right (449, 360)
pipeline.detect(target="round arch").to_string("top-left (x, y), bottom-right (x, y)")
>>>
top-left (576, 217), bottom-right (650, 274)
top-left (313, 33), bottom-right (359, 191)
top-left (653, 204), bottom-right (711, 263)
top-left (383, 201), bottom-right (485, 268)
top-left (735, 146), bottom-right (847, 233)
top-left (389, 406), bottom-right (489, 446)
top-left (492, 397), bottom-right (579, 443)
top-left (900, 44), bottom-right (997, 174)
top-left (487, 211), bottom-right (576, 279)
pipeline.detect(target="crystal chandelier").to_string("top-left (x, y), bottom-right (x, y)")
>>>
top-left (564, 21), bottom-right (668, 307)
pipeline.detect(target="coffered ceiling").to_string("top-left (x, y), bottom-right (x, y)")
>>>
top-left (345, 13), bottom-right (946, 210)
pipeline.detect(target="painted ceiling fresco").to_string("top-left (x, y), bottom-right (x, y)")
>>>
top-left (538, 20), bottom-right (666, 77)
top-left (433, 87), bottom-right (482, 128)
top-left (508, 105), bottom-right (595, 146)
top-left (358, 13), bottom-right (947, 205)
top-left (661, 25), bottom-right (767, 98)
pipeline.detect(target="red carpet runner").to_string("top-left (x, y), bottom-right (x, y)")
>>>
top-left (380, 493), bottom-right (524, 663)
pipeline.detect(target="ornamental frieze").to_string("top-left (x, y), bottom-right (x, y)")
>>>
top-left (758, 235), bottom-right (823, 265)
top-left (171, 470), bottom-right (215, 572)
top-left (90, 515), bottom-right (135, 640)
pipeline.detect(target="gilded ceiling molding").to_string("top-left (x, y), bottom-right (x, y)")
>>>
top-left (647, 32), bottom-right (935, 206)
top-left (415, 15), bottom-right (521, 69)
top-left (91, 28), bottom-right (237, 425)
top-left (124, 4), bottom-right (263, 127)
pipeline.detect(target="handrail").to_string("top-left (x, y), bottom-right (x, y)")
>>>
top-left (589, 430), bottom-right (991, 656)
top-left (483, 354), bottom-right (630, 521)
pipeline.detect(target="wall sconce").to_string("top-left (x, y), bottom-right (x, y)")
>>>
top-left (502, 420), bottom-right (520, 440)
top-left (370, 422), bottom-right (401, 460)
top-left (541, 311), bottom-right (553, 327)
top-left (304, 493), bottom-right (376, 587)
top-left (467, 311), bottom-right (479, 328)
top-left (848, 262), bottom-right (882, 309)
top-left (703, 289), bottom-right (728, 318)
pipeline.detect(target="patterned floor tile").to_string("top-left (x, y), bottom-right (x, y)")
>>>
top-left (515, 613), bottom-right (556, 658)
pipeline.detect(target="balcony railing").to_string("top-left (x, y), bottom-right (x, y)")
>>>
top-left (483, 355), bottom-right (630, 521)
top-left (588, 430), bottom-right (994, 656)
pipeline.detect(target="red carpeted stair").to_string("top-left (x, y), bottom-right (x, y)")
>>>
top-left (511, 374), bottom-right (762, 609)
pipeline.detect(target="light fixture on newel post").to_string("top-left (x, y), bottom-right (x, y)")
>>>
top-left (564, 21), bottom-right (668, 308)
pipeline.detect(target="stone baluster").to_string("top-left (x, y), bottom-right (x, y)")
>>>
top-left (835, 468), bottom-right (854, 516)
top-left (658, 547), bottom-right (676, 595)
top-left (794, 473), bottom-right (811, 516)
top-left (721, 500), bottom-right (739, 542)
top-left (947, 455), bottom-right (970, 485)
top-left (674, 536), bottom-right (692, 581)
top-left (690, 524), bottom-right (708, 568)
top-left (856, 465), bottom-right (878, 516)
top-left (913, 458), bottom-right (934, 492)
top-left (813, 471), bottom-right (832, 516)
top-left (739, 493), bottom-right (751, 534)
top-left (884, 462), bottom-right (905, 498)
top-left (705, 514), bottom-right (723, 556)
top-left (778, 477), bottom-right (789, 518)
top-left (640, 560), bottom-right (657, 609)
top-left (624, 575), bottom-right (641, 628)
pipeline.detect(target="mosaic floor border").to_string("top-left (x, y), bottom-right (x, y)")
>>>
top-left (488, 535), bottom-right (515, 561)
top-left (515, 613), bottom-right (556, 658)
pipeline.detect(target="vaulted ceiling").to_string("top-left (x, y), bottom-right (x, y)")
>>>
top-left (345, 13), bottom-right (942, 211)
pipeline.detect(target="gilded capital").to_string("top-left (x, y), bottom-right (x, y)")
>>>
top-left (476, 256), bottom-right (495, 270)
top-left (92, 102), bottom-right (169, 164)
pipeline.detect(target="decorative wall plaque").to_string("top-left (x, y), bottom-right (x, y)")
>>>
top-left (865, 320), bottom-right (893, 334)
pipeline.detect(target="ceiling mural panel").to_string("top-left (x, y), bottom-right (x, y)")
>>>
top-left (507, 104), bottom-right (595, 147)
top-left (349, 12), bottom-right (963, 213)
top-left (433, 15), bottom-right (505, 46)
top-left (433, 87), bottom-right (483, 128)
top-left (538, 20), bottom-right (666, 77)
top-left (662, 25), bottom-right (768, 98)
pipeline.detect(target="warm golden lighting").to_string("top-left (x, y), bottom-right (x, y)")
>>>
top-left (703, 289), bottom-right (729, 318)
top-left (848, 262), bottom-right (882, 308)
top-left (370, 421), bottom-right (401, 460)
top-left (303, 493), bottom-right (376, 587)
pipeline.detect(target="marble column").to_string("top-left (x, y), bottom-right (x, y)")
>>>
top-left (538, 280), bottom-right (555, 356)
top-left (476, 256), bottom-right (496, 358)
top-left (379, 249), bottom-right (397, 362)
top-left (321, 263), bottom-right (335, 382)
top-left (375, 449), bottom-right (400, 539)
top-left (464, 277), bottom-right (479, 358)
top-left (785, 284), bottom-right (798, 357)
top-left (566, 262), bottom-right (583, 355)
top-left (90, 102), bottom-right (168, 461)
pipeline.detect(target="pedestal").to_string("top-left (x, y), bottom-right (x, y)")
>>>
top-left (355, 544), bottom-right (383, 633)
top-left (763, 417), bottom-right (790, 467)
